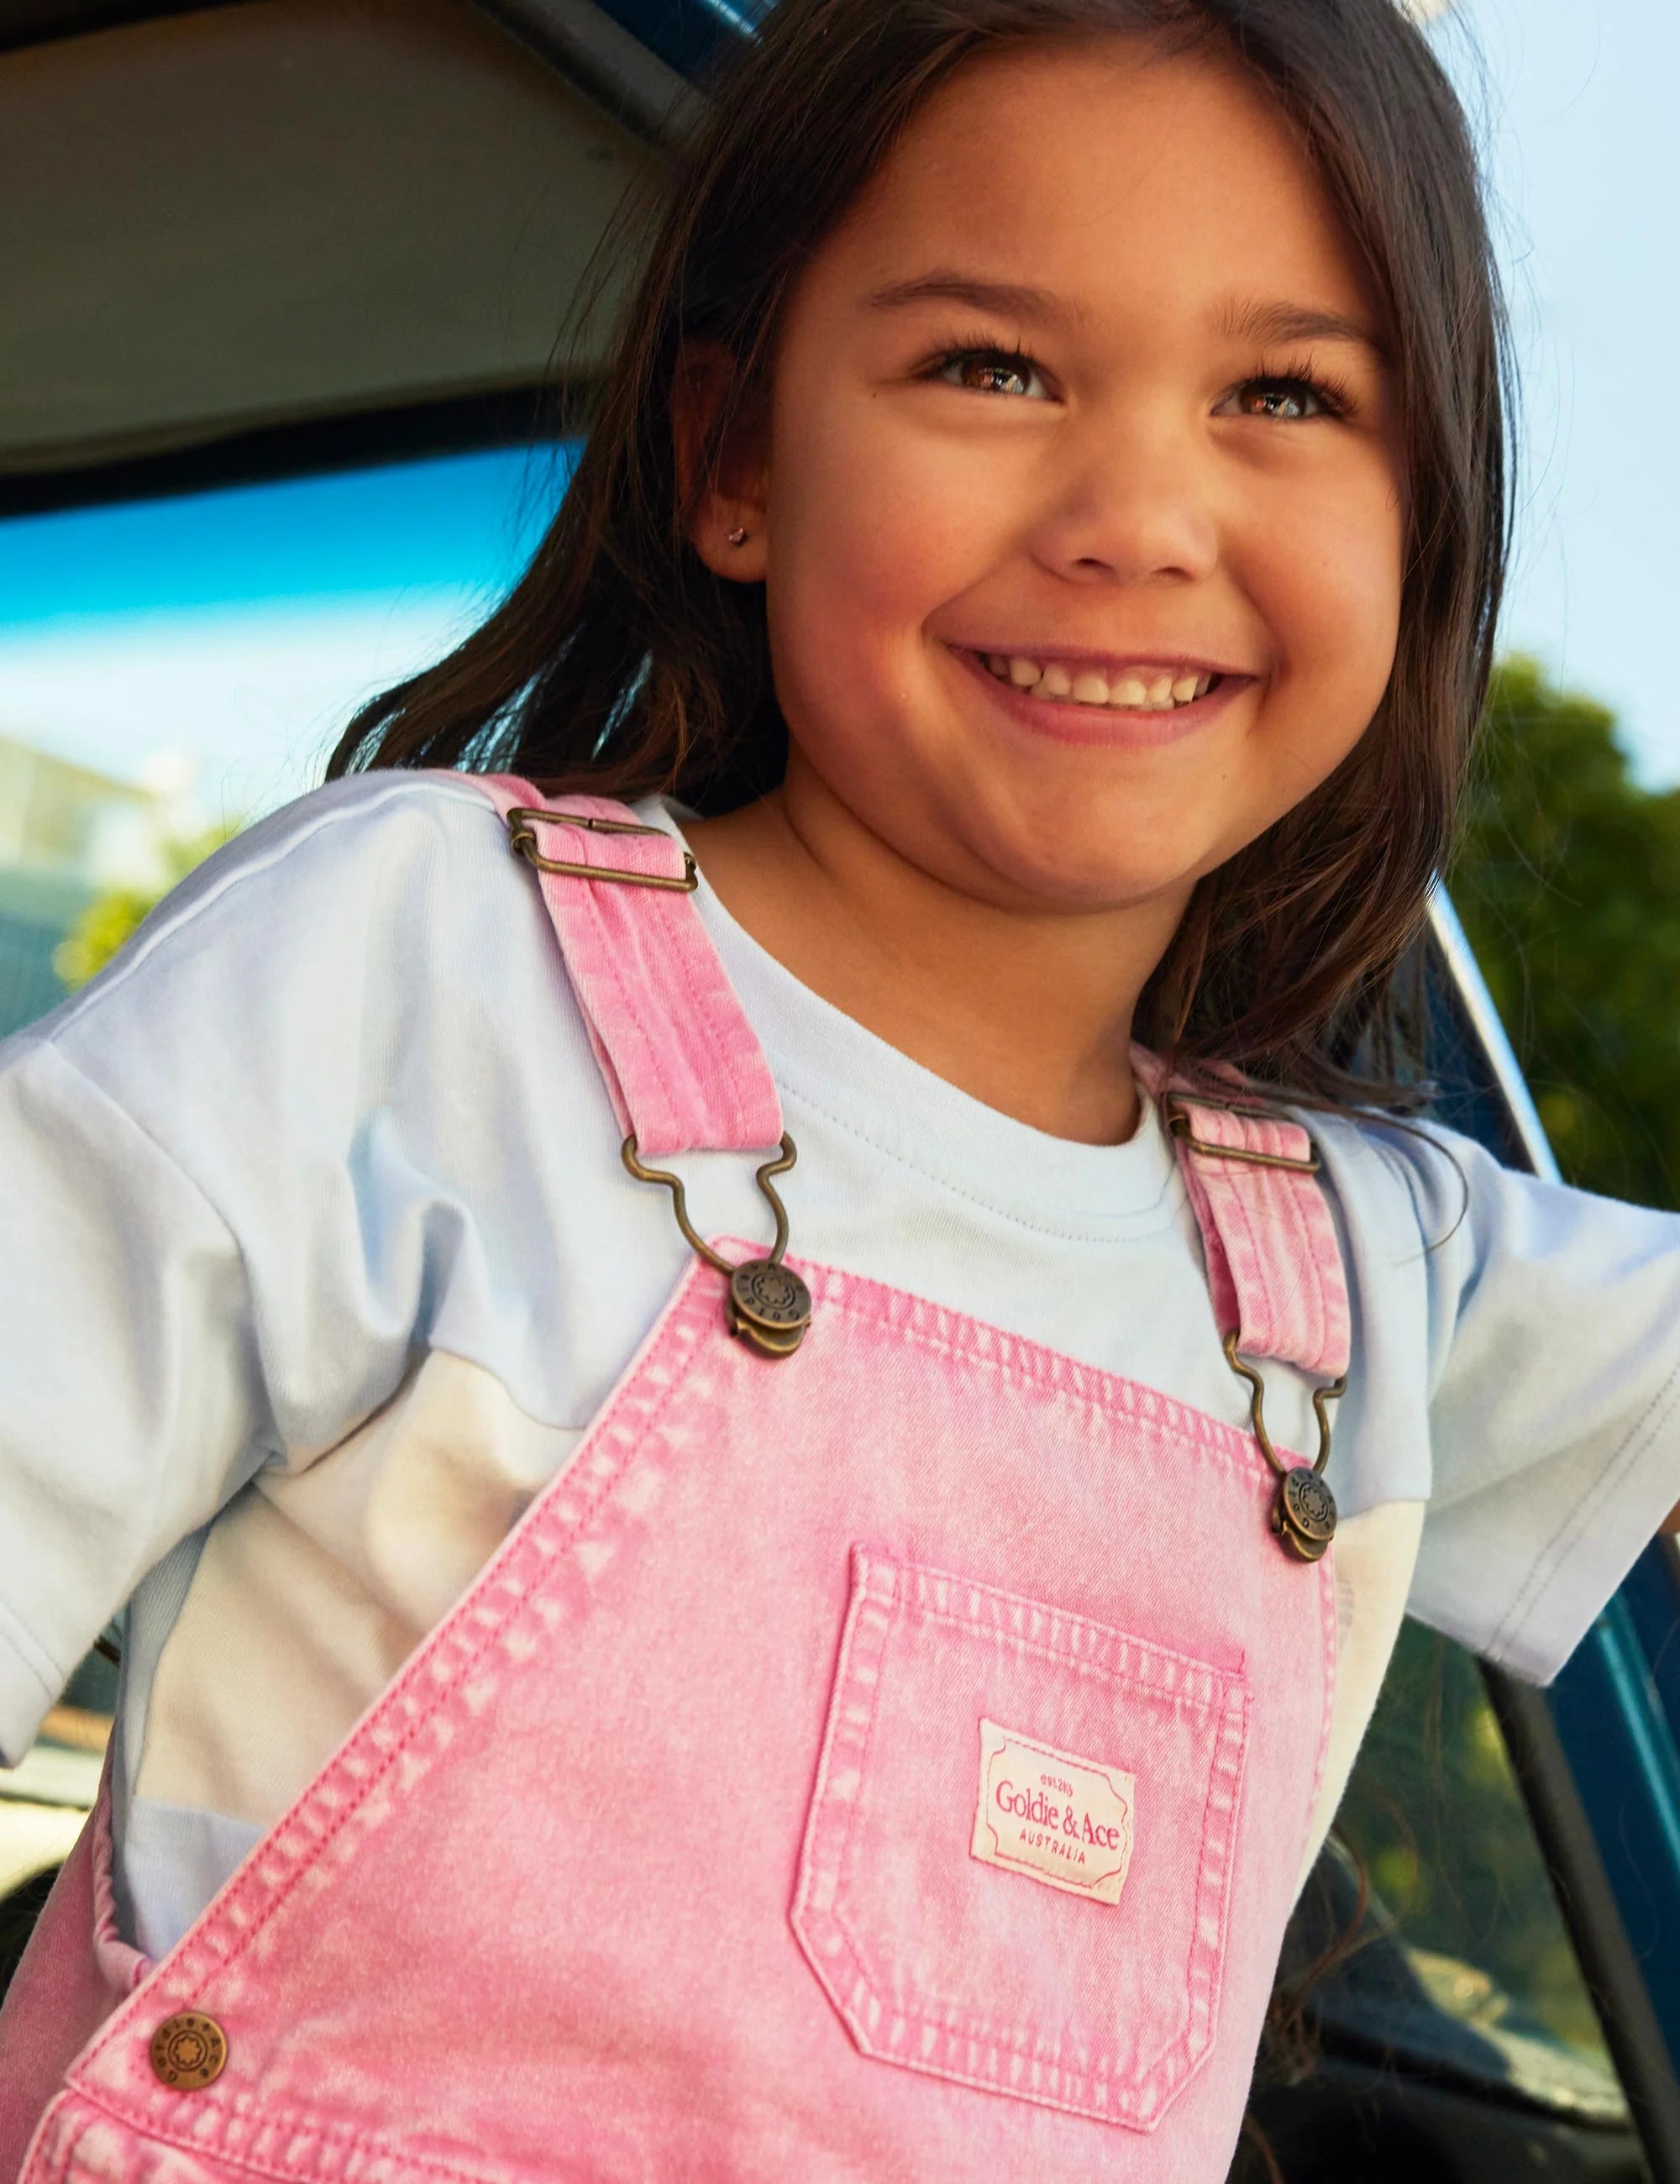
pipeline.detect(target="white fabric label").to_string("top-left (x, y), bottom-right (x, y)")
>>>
top-left (970, 1717), bottom-right (1136, 1906)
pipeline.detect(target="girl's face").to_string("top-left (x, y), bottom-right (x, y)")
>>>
top-left (711, 37), bottom-right (1405, 922)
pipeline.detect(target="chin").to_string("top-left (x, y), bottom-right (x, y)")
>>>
top-left (948, 787), bottom-right (1194, 900)
top-left (972, 827), bottom-right (1205, 917)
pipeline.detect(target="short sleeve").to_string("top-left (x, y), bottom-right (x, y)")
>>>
top-left (0, 1042), bottom-right (269, 1760)
top-left (1396, 1125), bottom-right (1680, 1683)
top-left (0, 774), bottom-right (515, 1762)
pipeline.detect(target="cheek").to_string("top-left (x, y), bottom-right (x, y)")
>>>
top-left (1265, 471), bottom-right (1406, 719)
top-left (765, 388), bottom-right (1008, 682)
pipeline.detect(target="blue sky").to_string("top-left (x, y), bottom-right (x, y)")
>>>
top-left (1442, 0), bottom-right (1680, 780)
top-left (0, 0), bottom-right (1672, 813)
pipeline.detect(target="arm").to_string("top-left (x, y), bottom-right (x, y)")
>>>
top-left (1388, 1120), bottom-right (1680, 1683)
top-left (0, 1040), bottom-right (271, 1757)
top-left (0, 778), bottom-right (483, 1757)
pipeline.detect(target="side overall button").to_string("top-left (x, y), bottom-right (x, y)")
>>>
top-left (150, 2013), bottom-right (227, 2090)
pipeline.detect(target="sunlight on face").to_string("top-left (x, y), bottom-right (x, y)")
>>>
top-left (759, 36), bottom-right (1406, 916)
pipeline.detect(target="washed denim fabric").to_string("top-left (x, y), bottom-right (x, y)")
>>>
top-left (0, 783), bottom-right (1345, 2182)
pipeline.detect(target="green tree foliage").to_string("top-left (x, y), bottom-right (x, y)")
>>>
top-left (1449, 655), bottom-right (1680, 1209)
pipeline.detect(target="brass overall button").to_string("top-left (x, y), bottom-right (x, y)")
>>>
top-left (149, 2012), bottom-right (227, 2091)
top-left (727, 1259), bottom-right (813, 1357)
top-left (1272, 1467), bottom-right (1338, 1562)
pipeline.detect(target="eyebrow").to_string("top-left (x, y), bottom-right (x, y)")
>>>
top-left (865, 272), bottom-right (1387, 363)
top-left (864, 273), bottom-right (1088, 330)
top-left (1215, 297), bottom-right (1389, 362)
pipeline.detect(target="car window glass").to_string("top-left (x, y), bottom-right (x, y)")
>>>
top-left (1285, 1622), bottom-right (1632, 2135)
top-left (0, 447), bottom-right (564, 1039)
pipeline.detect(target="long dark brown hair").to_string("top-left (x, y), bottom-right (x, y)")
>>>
top-left (329, 0), bottom-right (1513, 1106)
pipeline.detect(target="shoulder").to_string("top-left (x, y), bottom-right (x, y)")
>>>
top-left (0, 768), bottom-right (627, 1288)
top-left (1298, 1110), bottom-right (1522, 1369)
top-left (1305, 1106), bottom-right (1474, 1261)
top-left (1308, 1100), bottom-right (1680, 1349)
top-left (20, 772), bottom-right (566, 1156)
top-left (40, 772), bottom-right (520, 1048)
top-left (1305, 1103), bottom-right (1595, 1285)
top-left (65, 774), bottom-right (506, 1006)
top-left (1310, 1102), bottom-right (1654, 1250)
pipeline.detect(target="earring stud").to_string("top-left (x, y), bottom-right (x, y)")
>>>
top-left (727, 526), bottom-right (748, 547)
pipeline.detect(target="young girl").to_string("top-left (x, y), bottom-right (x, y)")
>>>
top-left (3, 0), bottom-right (1677, 2176)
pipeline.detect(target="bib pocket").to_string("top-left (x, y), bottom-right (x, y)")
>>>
top-left (792, 1549), bottom-right (1248, 2129)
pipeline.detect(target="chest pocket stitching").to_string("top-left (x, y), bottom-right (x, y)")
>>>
top-left (794, 1550), bottom-right (1254, 2129)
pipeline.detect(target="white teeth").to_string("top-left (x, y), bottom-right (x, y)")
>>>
top-left (983, 652), bottom-right (1221, 709)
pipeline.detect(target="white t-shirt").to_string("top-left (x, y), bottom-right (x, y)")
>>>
top-left (3, 772), bottom-right (1679, 1961)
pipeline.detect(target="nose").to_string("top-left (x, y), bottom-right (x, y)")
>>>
top-left (1028, 403), bottom-right (1220, 589)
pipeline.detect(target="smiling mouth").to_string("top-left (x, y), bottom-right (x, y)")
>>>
top-left (973, 651), bottom-right (1224, 712)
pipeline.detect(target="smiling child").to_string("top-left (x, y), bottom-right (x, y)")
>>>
top-left (3, 3), bottom-right (1679, 2180)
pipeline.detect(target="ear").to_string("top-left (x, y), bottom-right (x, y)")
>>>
top-left (671, 342), bottom-right (769, 583)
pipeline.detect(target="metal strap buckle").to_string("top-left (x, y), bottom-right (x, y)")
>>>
top-left (1163, 1096), bottom-right (1321, 1174)
top-left (1223, 1329), bottom-right (1346, 1562)
top-left (506, 806), bottom-right (698, 894)
top-left (622, 1134), bottom-right (813, 1359)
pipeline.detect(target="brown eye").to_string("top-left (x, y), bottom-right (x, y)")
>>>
top-left (935, 349), bottom-right (1048, 400)
top-left (1228, 377), bottom-right (1327, 422)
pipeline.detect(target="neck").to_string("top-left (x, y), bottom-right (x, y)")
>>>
top-left (684, 765), bottom-right (1187, 1147)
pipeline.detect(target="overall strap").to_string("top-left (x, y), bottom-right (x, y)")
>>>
top-left (1138, 1057), bottom-right (1351, 1384)
top-left (468, 775), bottom-right (784, 1162)
top-left (465, 771), bottom-right (1347, 1379)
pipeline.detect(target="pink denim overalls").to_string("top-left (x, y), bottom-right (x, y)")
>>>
top-left (0, 778), bottom-right (1350, 2183)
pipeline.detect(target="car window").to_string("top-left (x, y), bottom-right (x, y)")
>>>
top-left (1337, 1625), bottom-right (1623, 2078)
top-left (0, 447), bottom-right (562, 1040)
top-left (1240, 1626), bottom-right (1646, 2178)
